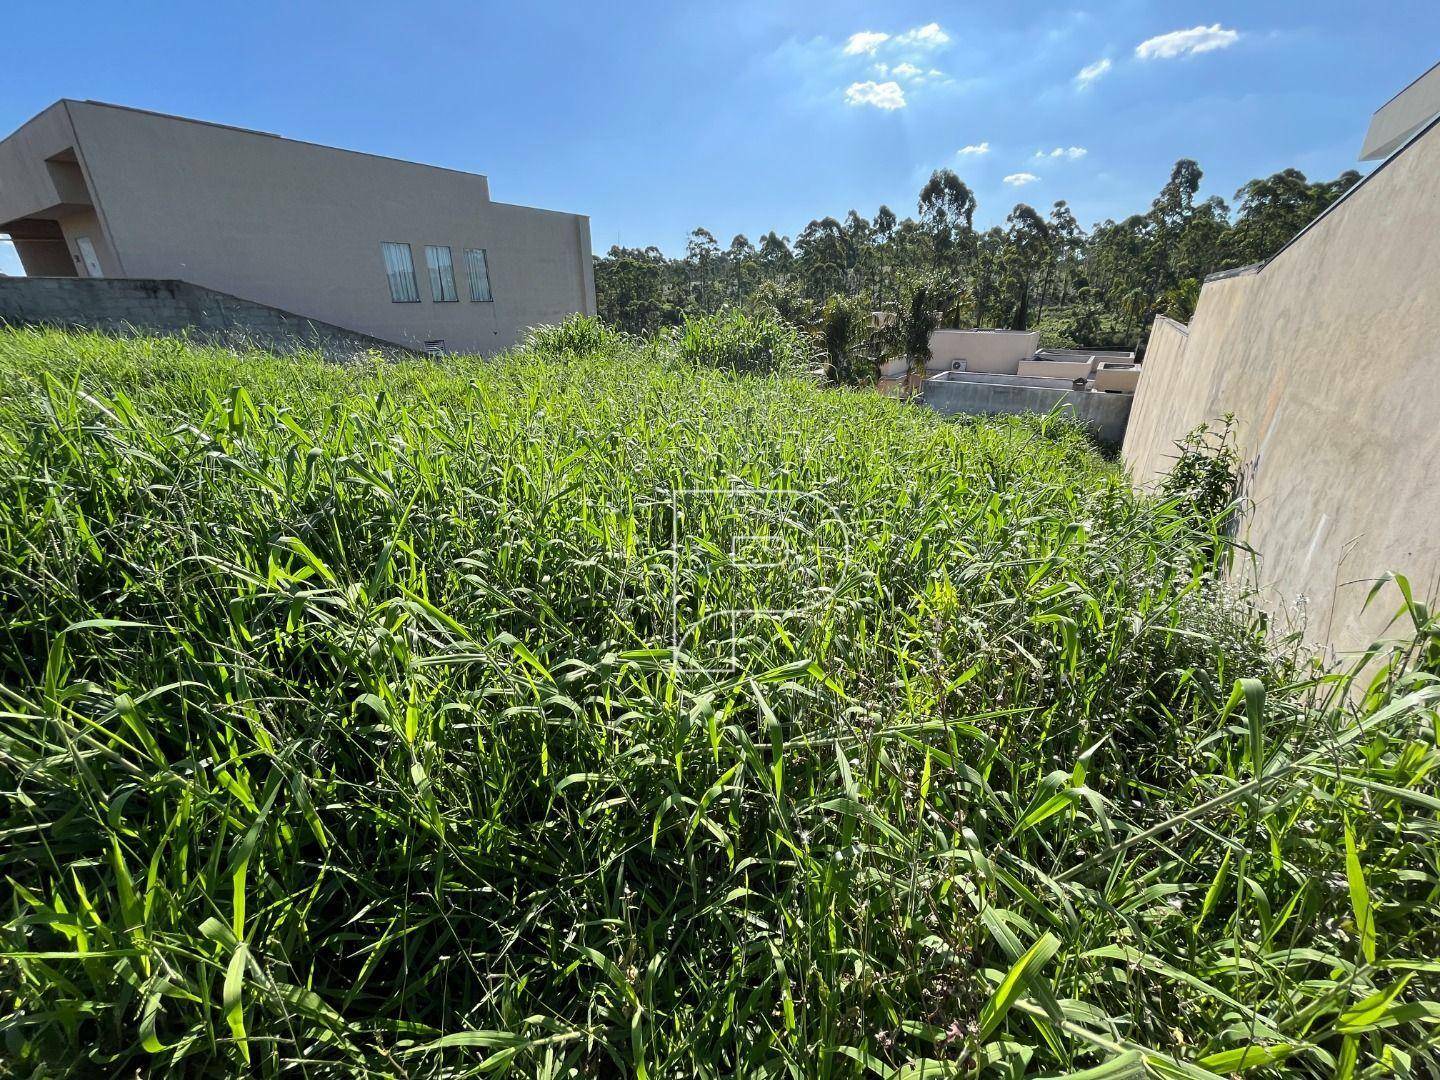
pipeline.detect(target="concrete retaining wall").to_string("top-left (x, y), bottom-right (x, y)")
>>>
top-left (924, 371), bottom-right (1133, 445)
top-left (0, 277), bottom-right (413, 359)
top-left (1124, 316), bottom-right (1190, 476)
top-left (1121, 113), bottom-right (1440, 656)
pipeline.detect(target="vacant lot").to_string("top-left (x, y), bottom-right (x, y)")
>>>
top-left (1, 324), bottom-right (1437, 1077)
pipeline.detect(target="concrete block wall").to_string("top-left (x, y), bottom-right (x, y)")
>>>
top-left (0, 277), bottom-right (414, 360)
top-left (923, 372), bottom-right (1133, 445)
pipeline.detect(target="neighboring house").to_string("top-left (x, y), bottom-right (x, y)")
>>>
top-left (0, 100), bottom-right (595, 353)
top-left (1123, 60), bottom-right (1440, 657)
top-left (917, 328), bottom-right (1142, 444)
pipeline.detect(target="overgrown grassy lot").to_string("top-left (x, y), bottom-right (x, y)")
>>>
top-left (2, 325), bottom-right (1438, 1078)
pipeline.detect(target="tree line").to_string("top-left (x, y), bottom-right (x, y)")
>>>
top-left (594, 159), bottom-right (1360, 371)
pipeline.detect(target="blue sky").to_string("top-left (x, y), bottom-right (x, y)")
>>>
top-left (2, 1), bottom-right (1437, 274)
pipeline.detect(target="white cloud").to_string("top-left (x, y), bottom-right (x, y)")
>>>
top-left (894, 22), bottom-right (950, 49)
top-left (836, 24), bottom-right (952, 105)
top-left (957, 142), bottom-right (990, 156)
top-left (845, 80), bottom-right (907, 110)
top-left (892, 22), bottom-right (950, 49)
top-left (1075, 57), bottom-right (1111, 87)
top-left (1034, 146), bottom-right (1088, 161)
top-left (843, 31), bottom-right (890, 55)
top-left (887, 61), bottom-right (950, 83)
top-left (1135, 24), bottom-right (1239, 60)
top-left (1004, 172), bottom-right (1040, 186)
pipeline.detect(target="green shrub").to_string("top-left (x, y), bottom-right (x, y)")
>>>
top-left (523, 312), bottom-right (622, 355)
top-left (820, 293), bottom-right (878, 385)
top-left (747, 277), bottom-right (818, 336)
top-left (888, 275), bottom-right (942, 370)
top-left (665, 307), bottom-right (810, 376)
top-left (1161, 413), bottom-right (1243, 527)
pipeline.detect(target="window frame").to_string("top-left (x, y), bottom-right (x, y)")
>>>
top-left (464, 247), bottom-right (493, 302)
top-left (425, 244), bottom-right (459, 303)
top-left (380, 242), bottom-right (420, 303)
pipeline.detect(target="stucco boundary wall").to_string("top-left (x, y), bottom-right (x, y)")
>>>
top-left (0, 277), bottom-right (416, 360)
top-left (923, 371), bottom-right (1133, 445)
top-left (1121, 116), bottom-right (1440, 657)
top-left (1123, 314), bottom-right (1194, 479)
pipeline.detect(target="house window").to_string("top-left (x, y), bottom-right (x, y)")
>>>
top-left (464, 248), bottom-right (493, 302)
top-left (381, 243), bottom-right (419, 303)
top-left (425, 245), bottom-right (458, 302)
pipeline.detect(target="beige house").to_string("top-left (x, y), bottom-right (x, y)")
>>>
top-left (928, 329), bottom-right (1039, 374)
top-left (918, 328), bottom-right (1142, 444)
top-left (0, 100), bottom-right (595, 353)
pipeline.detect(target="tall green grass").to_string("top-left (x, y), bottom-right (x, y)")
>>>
top-left (666, 309), bottom-right (811, 376)
top-left (1, 325), bottom-right (1437, 1077)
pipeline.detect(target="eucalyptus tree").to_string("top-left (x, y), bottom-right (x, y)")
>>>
top-left (970, 226), bottom-right (1008, 327)
top-left (871, 204), bottom-right (899, 303)
top-left (794, 216), bottom-right (850, 299)
top-left (1087, 215), bottom-right (1150, 333)
top-left (726, 233), bottom-right (758, 301)
top-left (1003, 203), bottom-right (1052, 330)
top-left (594, 244), bottom-right (673, 335)
top-left (1041, 200), bottom-right (1085, 312)
top-left (918, 168), bottom-right (977, 271)
top-left (684, 228), bottom-right (721, 309)
top-left (842, 210), bottom-right (873, 299)
top-left (873, 204), bottom-right (897, 242)
top-left (1228, 167), bottom-right (1360, 266)
top-left (757, 231), bottom-right (794, 275)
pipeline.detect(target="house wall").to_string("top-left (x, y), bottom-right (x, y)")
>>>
top-left (0, 102), bottom-right (122, 278)
top-left (54, 207), bottom-right (111, 275)
top-left (0, 103), bottom-right (83, 224)
top-left (929, 329), bottom-right (1039, 374)
top-left (1122, 117), bottom-right (1440, 655)
top-left (3, 101), bottom-right (593, 354)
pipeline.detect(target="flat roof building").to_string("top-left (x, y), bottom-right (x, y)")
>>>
top-left (0, 100), bottom-right (595, 354)
top-left (918, 328), bottom-right (1142, 444)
